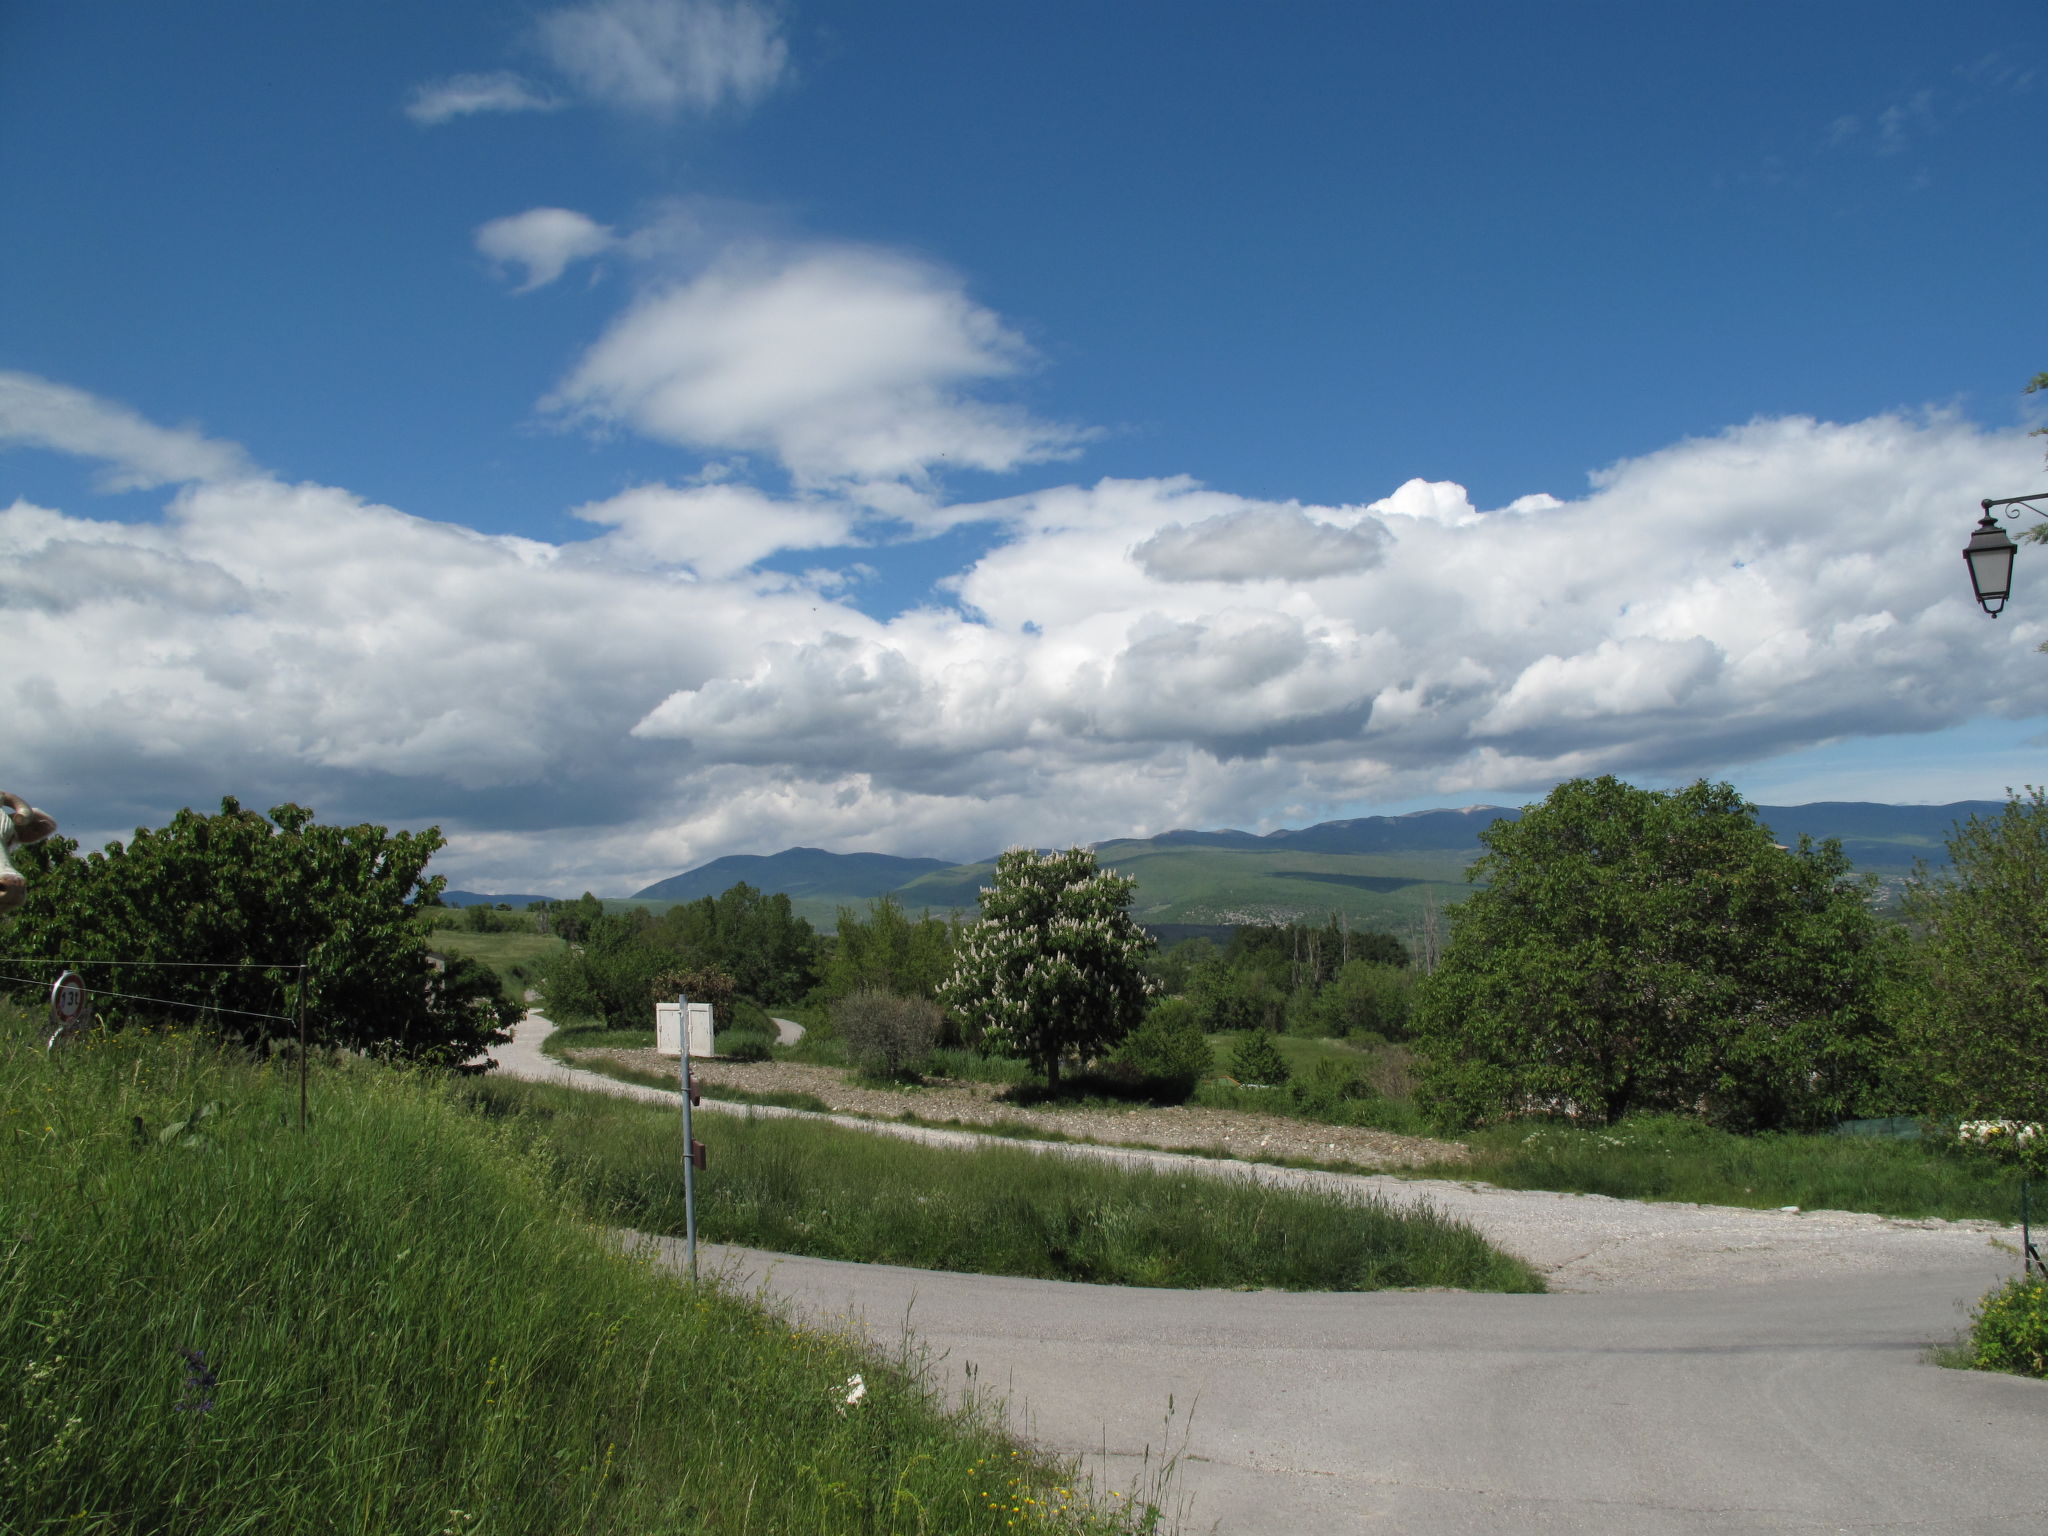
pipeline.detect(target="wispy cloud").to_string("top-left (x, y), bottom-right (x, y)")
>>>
top-left (0, 371), bottom-right (254, 491)
top-left (405, 71), bottom-right (563, 126)
top-left (537, 0), bottom-right (790, 118)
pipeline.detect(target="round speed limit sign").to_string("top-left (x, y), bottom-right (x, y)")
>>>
top-left (47, 974), bottom-right (93, 1048)
top-left (50, 971), bottom-right (88, 1024)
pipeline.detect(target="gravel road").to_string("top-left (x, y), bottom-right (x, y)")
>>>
top-left (491, 1016), bottom-right (2046, 1533)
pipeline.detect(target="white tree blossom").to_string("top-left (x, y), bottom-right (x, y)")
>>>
top-left (940, 847), bottom-right (1152, 1091)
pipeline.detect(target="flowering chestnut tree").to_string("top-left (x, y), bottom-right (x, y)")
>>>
top-left (940, 847), bottom-right (1153, 1091)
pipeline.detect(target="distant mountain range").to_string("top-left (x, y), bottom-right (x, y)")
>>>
top-left (582, 799), bottom-right (2002, 934)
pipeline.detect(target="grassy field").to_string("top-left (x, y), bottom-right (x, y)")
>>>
top-left (471, 1074), bottom-right (1545, 1293)
top-left (1399, 1114), bottom-right (2029, 1224)
top-left (0, 998), bottom-right (1165, 1535)
top-left (427, 927), bottom-right (567, 1004)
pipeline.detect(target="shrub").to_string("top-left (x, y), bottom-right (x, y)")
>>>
top-left (1969, 1275), bottom-right (2048, 1377)
top-left (832, 988), bottom-right (942, 1079)
top-left (1291, 1058), bottom-right (1378, 1115)
top-left (715, 1026), bottom-right (775, 1062)
top-left (1229, 1030), bottom-right (1291, 1086)
top-left (1111, 997), bottom-right (1214, 1102)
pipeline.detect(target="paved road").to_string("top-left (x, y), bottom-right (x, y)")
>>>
top-left (494, 1017), bottom-right (2047, 1534)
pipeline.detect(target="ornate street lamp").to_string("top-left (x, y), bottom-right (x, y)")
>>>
top-left (1966, 494), bottom-right (2048, 616)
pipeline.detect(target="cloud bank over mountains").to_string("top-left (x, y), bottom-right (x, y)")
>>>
top-left (3, 363), bottom-right (2042, 893)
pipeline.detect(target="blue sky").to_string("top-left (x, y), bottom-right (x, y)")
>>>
top-left (3, 1), bottom-right (2045, 892)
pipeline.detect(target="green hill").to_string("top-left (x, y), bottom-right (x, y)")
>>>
top-left (615, 800), bottom-right (2000, 933)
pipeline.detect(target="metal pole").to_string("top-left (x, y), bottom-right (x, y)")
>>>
top-left (297, 961), bottom-right (308, 1132)
top-left (679, 993), bottom-right (698, 1282)
top-left (2025, 1177), bottom-right (2041, 1280)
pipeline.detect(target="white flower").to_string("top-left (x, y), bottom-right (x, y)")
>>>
top-left (837, 1373), bottom-right (866, 1412)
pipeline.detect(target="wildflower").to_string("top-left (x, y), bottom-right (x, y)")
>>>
top-left (176, 1347), bottom-right (216, 1415)
top-left (836, 1373), bottom-right (866, 1412)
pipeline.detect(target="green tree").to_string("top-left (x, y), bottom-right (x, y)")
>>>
top-left (4, 799), bottom-right (517, 1064)
top-left (939, 847), bottom-right (1153, 1091)
top-left (1228, 1029), bottom-right (1291, 1086)
top-left (1412, 777), bottom-right (1897, 1131)
top-left (657, 882), bottom-right (820, 1004)
top-left (1896, 788), bottom-right (2048, 1121)
top-left (1300, 959), bottom-right (1417, 1040)
top-left (822, 896), bottom-right (955, 1002)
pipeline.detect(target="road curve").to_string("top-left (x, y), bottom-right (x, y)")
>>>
top-left (493, 1016), bottom-right (2046, 1533)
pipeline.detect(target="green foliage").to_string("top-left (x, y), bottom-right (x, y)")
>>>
top-left (478, 1075), bottom-right (1545, 1293)
top-left (1186, 957), bottom-right (1285, 1033)
top-left (1110, 997), bottom-right (1215, 1102)
top-left (1290, 1059), bottom-right (1378, 1116)
top-left (1412, 777), bottom-right (1898, 1131)
top-left (1226, 918), bottom-right (1407, 989)
top-left (831, 988), bottom-right (942, 1079)
top-left (0, 1000), bottom-right (1145, 1536)
top-left (1895, 789), bottom-right (2048, 1121)
top-left (941, 848), bottom-right (1154, 1091)
top-left (2, 798), bottom-right (517, 1064)
top-left (654, 882), bottom-right (820, 1004)
top-left (544, 892), bottom-right (606, 942)
top-left (1296, 960), bottom-right (1416, 1040)
top-left (822, 896), bottom-right (956, 1004)
top-left (1404, 1112), bottom-right (2029, 1222)
top-left (1228, 1029), bottom-right (1292, 1086)
top-left (537, 911), bottom-right (670, 1029)
top-left (714, 1025), bottom-right (775, 1062)
top-left (1969, 1275), bottom-right (2048, 1377)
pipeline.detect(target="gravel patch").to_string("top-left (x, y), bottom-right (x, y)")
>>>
top-left (568, 1045), bottom-right (1464, 1171)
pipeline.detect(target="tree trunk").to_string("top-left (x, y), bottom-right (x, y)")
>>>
top-left (1044, 1052), bottom-right (1062, 1094)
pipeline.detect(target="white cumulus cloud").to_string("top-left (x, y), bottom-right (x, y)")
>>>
top-left (545, 245), bottom-right (1085, 486)
top-left (7, 376), bottom-right (2047, 894)
top-left (475, 207), bottom-right (618, 291)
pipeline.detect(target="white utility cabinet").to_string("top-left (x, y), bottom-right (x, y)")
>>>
top-left (655, 1001), bottom-right (715, 1059)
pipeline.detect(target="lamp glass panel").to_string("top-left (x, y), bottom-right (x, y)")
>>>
top-left (1968, 538), bottom-right (2016, 603)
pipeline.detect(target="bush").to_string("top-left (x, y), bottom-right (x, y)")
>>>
top-left (1291, 1058), bottom-right (1378, 1115)
top-left (1970, 1275), bottom-right (2048, 1377)
top-left (715, 1026), bottom-right (775, 1062)
top-left (832, 988), bottom-right (942, 1079)
top-left (1111, 997), bottom-right (1214, 1102)
top-left (1229, 1030), bottom-right (1291, 1086)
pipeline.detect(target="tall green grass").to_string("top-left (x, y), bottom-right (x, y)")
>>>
top-left (1405, 1113), bottom-right (2027, 1222)
top-left (468, 1077), bottom-right (1544, 1293)
top-left (0, 1003), bottom-right (1155, 1535)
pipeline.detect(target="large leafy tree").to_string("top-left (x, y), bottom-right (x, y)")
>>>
top-left (3, 798), bottom-right (518, 1065)
top-left (940, 847), bottom-right (1153, 1090)
top-left (1896, 788), bottom-right (2048, 1121)
top-left (1412, 776), bottom-right (1897, 1131)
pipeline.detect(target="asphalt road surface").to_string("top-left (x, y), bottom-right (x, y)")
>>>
top-left (495, 1018), bottom-right (2047, 1534)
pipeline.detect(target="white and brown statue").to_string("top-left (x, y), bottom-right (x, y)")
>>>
top-left (0, 791), bottom-right (58, 915)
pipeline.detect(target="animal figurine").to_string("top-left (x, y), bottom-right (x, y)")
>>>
top-left (0, 790), bottom-right (58, 914)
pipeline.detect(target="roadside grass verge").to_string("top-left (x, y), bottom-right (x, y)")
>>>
top-left (1401, 1114), bottom-right (2027, 1223)
top-left (464, 1075), bottom-right (1545, 1294)
top-left (0, 1000), bottom-right (1151, 1535)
